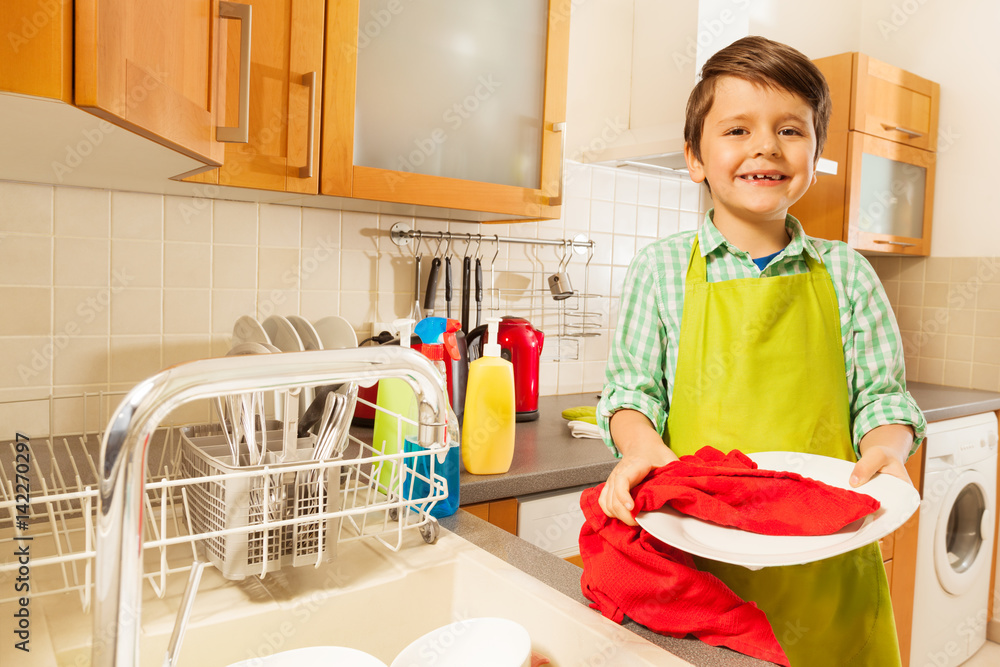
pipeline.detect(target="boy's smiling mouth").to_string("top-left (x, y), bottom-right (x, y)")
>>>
top-left (738, 171), bottom-right (788, 183)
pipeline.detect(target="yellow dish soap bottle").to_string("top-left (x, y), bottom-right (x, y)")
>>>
top-left (462, 318), bottom-right (516, 474)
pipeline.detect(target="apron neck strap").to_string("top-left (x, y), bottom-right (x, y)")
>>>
top-left (685, 235), bottom-right (826, 283)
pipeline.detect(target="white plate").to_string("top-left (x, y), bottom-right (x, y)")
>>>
top-left (634, 451), bottom-right (921, 569)
top-left (232, 315), bottom-right (270, 347)
top-left (262, 315), bottom-right (304, 353)
top-left (313, 315), bottom-right (358, 350)
top-left (226, 646), bottom-right (387, 667)
top-left (390, 617), bottom-right (531, 667)
top-left (287, 315), bottom-right (324, 351)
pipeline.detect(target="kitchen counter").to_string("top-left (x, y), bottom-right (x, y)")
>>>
top-left (458, 392), bottom-right (614, 504)
top-left (907, 381), bottom-right (1000, 422)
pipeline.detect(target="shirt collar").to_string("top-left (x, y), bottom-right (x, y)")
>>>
top-left (696, 209), bottom-right (823, 265)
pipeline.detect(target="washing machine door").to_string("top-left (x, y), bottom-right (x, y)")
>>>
top-left (934, 469), bottom-right (993, 596)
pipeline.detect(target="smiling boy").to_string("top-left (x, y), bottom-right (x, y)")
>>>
top-left (596, 36), bottom-right (924, 666)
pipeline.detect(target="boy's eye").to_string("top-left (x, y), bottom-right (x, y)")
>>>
top-left (779, 128), bottom-right (804, 136)
top-left (725, 128), bottom-right (748, 136)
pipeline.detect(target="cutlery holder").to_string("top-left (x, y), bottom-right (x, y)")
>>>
top-left (180, 423), bottom-right (340, 580)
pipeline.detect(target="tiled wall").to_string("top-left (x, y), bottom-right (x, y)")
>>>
top-left (0, 163), bottom-right (708, 438)
top-left (870, 256), bottom-right (1000, 391)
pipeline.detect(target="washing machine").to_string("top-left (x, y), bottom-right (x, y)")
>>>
top-left (910, 412), bottom-right (997, 667)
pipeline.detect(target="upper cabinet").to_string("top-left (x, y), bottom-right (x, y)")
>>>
top-left (185, 0), bottom-right (325, 194)
top-left (75, 0), bottom-right (227, 168)
top-left (320, 0), bottom-right (571, 220)
top-left (0, 0), bottom-right (73, 102)
top-left (791, 52), bottom-right (940, 256)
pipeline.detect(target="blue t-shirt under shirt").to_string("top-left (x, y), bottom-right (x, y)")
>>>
top-left (752, 250), bottom-right (781, 271)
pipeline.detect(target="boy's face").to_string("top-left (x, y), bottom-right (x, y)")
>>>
top-left (684, 76), bottom-right (818, 227)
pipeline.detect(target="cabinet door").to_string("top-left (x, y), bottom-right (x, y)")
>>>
top-left (75, 0), bottom-right (227, 167)
top-left (322, 0), bottom-right (570, 220)
top-left (191, 0), bottom-right (325, 193)
top-left (853, 53), bottom-right (940, 152)
top-left (0, 0), bottom-right (73, 101)
top-left (846, 131), bottom-right (935, 256)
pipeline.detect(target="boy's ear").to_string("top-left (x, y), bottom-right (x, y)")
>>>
top-left (684, 142), bottom-right (706, 184)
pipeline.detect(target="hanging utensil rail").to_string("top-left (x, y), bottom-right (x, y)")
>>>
top-left (389, 222), bottom-right (594, 252)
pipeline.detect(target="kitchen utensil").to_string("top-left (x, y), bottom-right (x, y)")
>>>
top-left (412, 252), bottom-right (423, 322)
top-left (286, 315), bottom-right (323, 351)
top-left (461, 254), bottom-right (471, 332)
top-left (313, 315), bottom-right (358, 350)
top-left (444, 254), bottom-right (453, 318)
top-left (423, 256), bottom-right (441, 317)
top-left (227, 646), bottom-right (387, 667)
top-left (390, 618), bottom-right (531, 667)
top-left (466, 316), bottom-right (544, 422)
top-left (231, 315), bottom-right (271, 347)
top-left (262, 315), bottom-right (304, 353)
top-left (547, 241), bottom-right (574, 300)
top-left (635, 451), bottom-right (922, 570)
top-left (475, 256), bottom-right (483, 327)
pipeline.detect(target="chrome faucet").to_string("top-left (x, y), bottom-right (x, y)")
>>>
top-left (92, 346), bottom-right (449, 667)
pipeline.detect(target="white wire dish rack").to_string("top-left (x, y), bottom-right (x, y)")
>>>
top-left (0, 347), bottom-right (453, 665)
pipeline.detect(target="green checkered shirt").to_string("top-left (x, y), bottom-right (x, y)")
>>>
top-left (598, 211), bottom-right (925, 459)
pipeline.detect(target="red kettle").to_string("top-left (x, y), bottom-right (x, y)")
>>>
top-left (467, 316), bottom-right (544, 422)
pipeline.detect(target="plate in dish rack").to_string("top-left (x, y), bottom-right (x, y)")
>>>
top-left (634, 451), bottom-right (921, 569)
top-left (226, 646), bottom-right (387, 667)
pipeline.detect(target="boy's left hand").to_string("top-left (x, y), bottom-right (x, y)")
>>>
top-left (850, 423), bottom-right (915, 488)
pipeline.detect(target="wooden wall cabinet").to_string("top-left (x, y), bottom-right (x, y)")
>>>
top-left (791, 52), bottom-right (940, 257)
top-left (186, 0), bottom-right (325, 194)
top-left (320, 0), bottom-right (571, 221)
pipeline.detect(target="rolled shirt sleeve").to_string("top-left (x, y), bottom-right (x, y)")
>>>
top-left (598, 247), bottom-right (670, 457)
top-left (845, 250), bottom-right (926, 458)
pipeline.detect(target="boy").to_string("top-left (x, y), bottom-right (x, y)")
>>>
top-left (596, 36), bottom-right (924, 666)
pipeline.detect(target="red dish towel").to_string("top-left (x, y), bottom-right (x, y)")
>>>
top-left (579, 446), bottom-right (881, 667)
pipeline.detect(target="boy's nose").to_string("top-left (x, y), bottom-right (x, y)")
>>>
top-left (752, 136), bottom-right (781, 158)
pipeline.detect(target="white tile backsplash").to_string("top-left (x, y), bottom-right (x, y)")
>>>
top-left (0, 161), bottom-right (706, 434)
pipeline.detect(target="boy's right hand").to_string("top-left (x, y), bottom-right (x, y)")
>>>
top-left (598, 410), bottom-right (679, 525)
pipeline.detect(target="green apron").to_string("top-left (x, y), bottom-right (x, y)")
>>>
top-left (666, 239), bottom-right (900, 666)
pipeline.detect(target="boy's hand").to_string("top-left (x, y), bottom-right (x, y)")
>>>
top-left (850, 423), bottom-right (915, 488)
top-left (599, 410), bottom-right (678, 525)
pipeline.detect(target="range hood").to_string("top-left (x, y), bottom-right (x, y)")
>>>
top-left (576, 1), bottom-right (837, 177)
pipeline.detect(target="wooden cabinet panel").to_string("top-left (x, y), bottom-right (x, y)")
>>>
top-left (855, 54), bottom-right (939, 152)
top-left (192, 0), bottom-right (324, 193)
top-left (889, 440), bottom-right (925, 667)
top-left (321, 0), bottom-right (570, 220)
top-left (462, 498), bottom-right (518, 535)
top-left (75, 0), bottom-right (225, 167)
top-left (791, 52), bottom-right (937, 256)
top-left (0, 0), bottom-right (73, 101)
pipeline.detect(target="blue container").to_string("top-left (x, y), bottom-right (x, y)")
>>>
top-left (402, 436), bottom-right (460, 518)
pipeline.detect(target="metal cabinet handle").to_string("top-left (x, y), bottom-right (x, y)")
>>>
top-left (217, 1), bottom-right (252, 144)
top-left (547, 121), bottom-right (566, 207)
top-left (880, 123), bottom-right (924, 139)
top-left (873, 239), bottom-right (916, 248)
top-left (299, 71), bottom-right (318, 179)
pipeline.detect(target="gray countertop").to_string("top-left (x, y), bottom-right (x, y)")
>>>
top-left (907, 381), bottom-right (1000, 422)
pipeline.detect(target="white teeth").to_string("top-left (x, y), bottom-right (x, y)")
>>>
top-left (743, 174), bottom-right (783, 180)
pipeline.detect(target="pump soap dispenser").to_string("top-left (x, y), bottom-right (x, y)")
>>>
top-left (462, 318), bottom-right (516, 474)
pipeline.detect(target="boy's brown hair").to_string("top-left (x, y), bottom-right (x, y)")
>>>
top-left (684, 36), bottom-right (831, 164)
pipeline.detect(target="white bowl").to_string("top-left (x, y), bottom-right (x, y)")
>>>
top-left (390, 617), bottom-right (531, 667)
top-left (226, 646), bottom-right (387, 667)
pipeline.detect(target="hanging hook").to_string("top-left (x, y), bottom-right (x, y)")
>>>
top-left (474, 233), bottom-right (484, 260)
top-left (406, 231), bottom-right (421, 258)
top-left (431, 235), bottom-right (444, 258)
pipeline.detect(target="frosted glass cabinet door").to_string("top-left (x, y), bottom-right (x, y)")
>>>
top-left (848, 131), bottom-right (935, 256)
top-left (353, 0), bottom-right (547, 189)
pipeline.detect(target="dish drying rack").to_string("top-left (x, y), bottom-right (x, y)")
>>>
top-left (390, 224), bottom-right (605, 362)
top-left (0, 346), bottom-right (453, 667)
